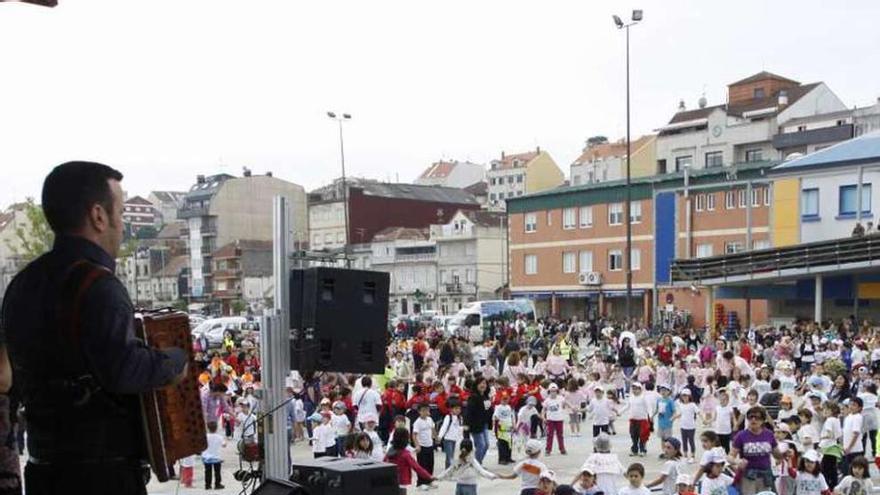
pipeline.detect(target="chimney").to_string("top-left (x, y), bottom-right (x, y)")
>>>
top-left (243, 167), bottom-right (252, 177)
top-left (501, 151), bottom-right (505, 160)
top-left (678, 99), bottom-right (686, 112)
top-left (196, 174), bottom-right (205, 184)
top-left (266, 171), bottom-right (273, 177)
top-left (536, 146), bottom-right (541, 154)
top-left (778, 90), bottom-right (789, 107)
top-left (698, 94), bottom-right (707, 109)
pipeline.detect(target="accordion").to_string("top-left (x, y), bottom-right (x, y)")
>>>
top-left (134, 309), bottom-right (207, 482)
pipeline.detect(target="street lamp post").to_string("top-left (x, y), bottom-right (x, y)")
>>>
top-left (613, 10), bottom-right (642, 326)
top-left (327, 111), bottom-right (352, 268)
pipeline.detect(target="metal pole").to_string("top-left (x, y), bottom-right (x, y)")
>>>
top-left (624, 23), bottom-right (633, 323)
top-left (746, 181), bottom-right (753, 250)
top-left (261, 196), bottom-right (292, 480)
top-left (338, 120), bottom-right (351, 268)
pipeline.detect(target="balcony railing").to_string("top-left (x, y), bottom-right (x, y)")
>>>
top-left (178, 206), bottom-right (210, 219)
top-left (213, 269), bottom-right (241, 279)
top-left (213, 288), bottom-right (242, 299)
top-left (395, 252), bottom-right (437, 262)
top-left (671, 234), bottom-right (880, 283)
top-left (440, 282), bottom-right (477, 295)
top-left (772, 124), bottom-right (853, 150)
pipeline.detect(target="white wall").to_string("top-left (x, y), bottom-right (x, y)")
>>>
top-left (798, 164), bottom-right (880, 243)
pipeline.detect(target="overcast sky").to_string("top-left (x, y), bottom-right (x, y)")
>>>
top-left (2, 0), bottom-right (879, 206)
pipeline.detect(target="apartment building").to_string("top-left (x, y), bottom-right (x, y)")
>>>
top-left (507, 161), bottom-right (775, 326)
top-left (487, 148), bottom-right (564, 210)
top-left (211, 239), bottom-right (273, 315)
top-left (430, 209), bottom-right (506, 314)
top-left (370, 227), bottom-right (438, 315)
top-left (179, 172), bottom-right (307, 304)
top-left (123, 196), bottom-right (158, 234)
top-left (415, 160), bottom-right (486, 189)
top-left (570, 135), bottom-right (656, 186)
top-left (656, 71), bottom-right (846, 173)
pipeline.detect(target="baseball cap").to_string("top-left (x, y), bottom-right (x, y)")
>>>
top-left (526, 396), bottom-right (538, 406)
top-left (548, 383), bottom-right (559, 391)
top-left (775, 422), bottom-right (790, 433)
top-left (525, 439), bottom-right (543, 455)
top-left (676, 474), bottom-right (693, 485)
top-left (680, 388), bottom-right (692, 396)
top-left (707, 449), bottom-right (726, 464)
top-left (803, 449), bottom-right (821, 463)
top-left (539, 470), bottom-right (556, 482)
top-left (579, 461), bottom-right (596, 475)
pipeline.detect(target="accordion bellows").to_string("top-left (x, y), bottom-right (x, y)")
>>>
top-left (135, 310), bottom-right (207, 482)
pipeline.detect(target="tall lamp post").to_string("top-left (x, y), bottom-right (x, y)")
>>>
top-left (327, 111), bottom-right (352, 268)
top-left (613, 9), bottom-right (642, 325)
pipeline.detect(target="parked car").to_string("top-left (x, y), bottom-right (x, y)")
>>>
top-left (192, 316), bottom-right (248, 348)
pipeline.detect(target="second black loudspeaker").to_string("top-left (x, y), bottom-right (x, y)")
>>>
top-left (290, 267), bottom-right (389, 374)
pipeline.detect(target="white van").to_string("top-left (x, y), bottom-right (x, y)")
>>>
top-left (192, 316), bottom-right (248, 348)
top-left (448, 299), bottom-right (536, 342)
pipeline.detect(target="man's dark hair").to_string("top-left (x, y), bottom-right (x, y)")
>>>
top-left (42, 161), bottom-right (123, 234)
top-left (770, 378), bottom-right (781, 390)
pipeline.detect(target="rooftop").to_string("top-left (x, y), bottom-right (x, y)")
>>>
top-left (772, 130), bottom-right (880, 172)
top-left (213, 239), bottom-right (273, 258)
top-left (373, 227), bottom-right (430, 242)
top-left (463, 181), bottom-right (488, 196)
top-left (355, 182), bottom-right (479, 205)
top-left (462, 209), bottom-right (506, 228)
top-left (185, 174), bottom-right (235, 201)
top-left (728, 71), bottom-right (799, 87)
top-left (490, 150), bottom-right (540, 170)
top-left (125, 195), bottom-right (153, 206)
top-left (572, 135), bottom-right (654, 165)
top-left (418, 160), bottom-right (483, 180)
top-left (150, 191), bottom-right (187, 204)
top-left (154, 255), bottom-right (189, 278)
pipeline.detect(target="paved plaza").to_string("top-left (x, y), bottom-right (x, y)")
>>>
top-left (146, 426), bottom-right (677, 495)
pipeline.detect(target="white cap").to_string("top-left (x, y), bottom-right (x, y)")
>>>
top-left (525, 439), bottom-right (543, 455)
top-left (707, 449), bottom-right (727, 464)
top-left (539, 470), bottom-right (556, 482)
top-left (803, 449), bottom-right (822, 463)
top-left (680, 388), bottom-right (692, 396)
top-left (675, 474), bottom-right (693, 485)
top-left (775, 422), bottom-right (790, 433)
top-left (548, 383), bottom-right (559, 391)
top-left (579, 461), bottom-right (596, 475)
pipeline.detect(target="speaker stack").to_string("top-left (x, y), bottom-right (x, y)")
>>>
top-left (289, 457), bottom-right (398, 495)
top-left (289, 267), bottom-right (390, 374)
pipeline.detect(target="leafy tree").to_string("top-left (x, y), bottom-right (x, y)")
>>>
top-left (172, 299), bottom-right (188, 312)
top-left (231, 299), bottom-right (247, 315)
top-left (136, 226), bottom-right (158, 240)
top-left (586, 135), bottom-right (609, 148)
top-left (7, 198), bottom-right (54, 263)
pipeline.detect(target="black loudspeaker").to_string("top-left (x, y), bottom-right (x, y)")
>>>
top-left (289, 267), bottom-right (390, 374)
top-left (253, 478), bottom-right (310, 495)
top-left (290, 457), bottom-right (398, 495)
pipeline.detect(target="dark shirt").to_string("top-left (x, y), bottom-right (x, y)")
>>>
top-left (0, 235), bottom-right (186, 462)
top-left (464, 391), bottom-right (492, 434)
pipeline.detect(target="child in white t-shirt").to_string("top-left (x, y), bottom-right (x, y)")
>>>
top-left (497, 439), bottom-right (548, 493)
top-left (674, 388), bottom-right (700, 463)
top-left (698, 450), bottom-right (732, 495)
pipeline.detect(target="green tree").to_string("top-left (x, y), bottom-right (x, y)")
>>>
top-left (136, 226), bottom-right (158, 239)
top-left (172, 299), bottom-right (188, 312)
top-left (7, 198), bottom-right (54, 263)
top-left (231, 299), bottom-right (247, 315)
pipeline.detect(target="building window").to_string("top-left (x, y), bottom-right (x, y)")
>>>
top-left (695, 194), bottom-right (705, 212)
top-left (466, 269), bottom-right (474, 283)
top-left (839, 184), bottom-right (872, 216)
top-left (579, 206), bottom-right (593, 228)
top-left (563, 208), bottom-right (576, 230)
top-left (525, 254), bottom-right (538, 275)
top-left (336, 232), bottom-right (345, 243)
top-left (630, 202), bottom-right (642, 223)
top-left (675, 155), bottom-right (693, 172)
top-left (745, 149), bottom-right (763, 162)
top-left (725, 191), bottom-right (736, 210)
top-left (802, 188), bottom-right (819, 217)
top-left (705, 151), bottom-right (723, 168)
top-left (753, 87), bottom-right (765, 98)
top-left (563, 252), bottom-right (576, 273)
top-left (608, 250), bottom-right (623, 271)
top-left (517, 174), bottom-right (524, 183)
top-left (752, 239), bottom-right (771, 250)
top-left (517, 191), bottom-right (523, 196)
top-left (751, 188), bottom-right (761, 207)
top-left (797, 125), bottom-right (807, 132)
top-left (725, 241), bottom-right (744, 254)
top-left (507, 176), bottom-right (514, 184)
top-left (763, 187), bottom-right (771, 206)
top-left (738, 189), bottom-right (747, 208)
top-left (547, 210), bottom-right (552, 226)
top-left (707, 193), bottom-right (716, 211)
top-left (525, 213), bottom-right (537, 232)
top-left (608, 203), bottom-right (624, 225)
top-left (696, 243), bottom-right (713, 258)
top-left (572, 175), bottom-right (581, 186)
top-left (631, 248), bottom-right (641, 270)
top-left (489, 193), bottom-right (496, 201)
top-left (579, 250), bottom-right (593, 272)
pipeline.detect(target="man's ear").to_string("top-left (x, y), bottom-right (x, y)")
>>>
top-left (86, 203), bottom-right (105, 232)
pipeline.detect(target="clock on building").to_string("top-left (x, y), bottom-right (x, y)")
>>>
top-left (712, 125), bottom-right (723, 138)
